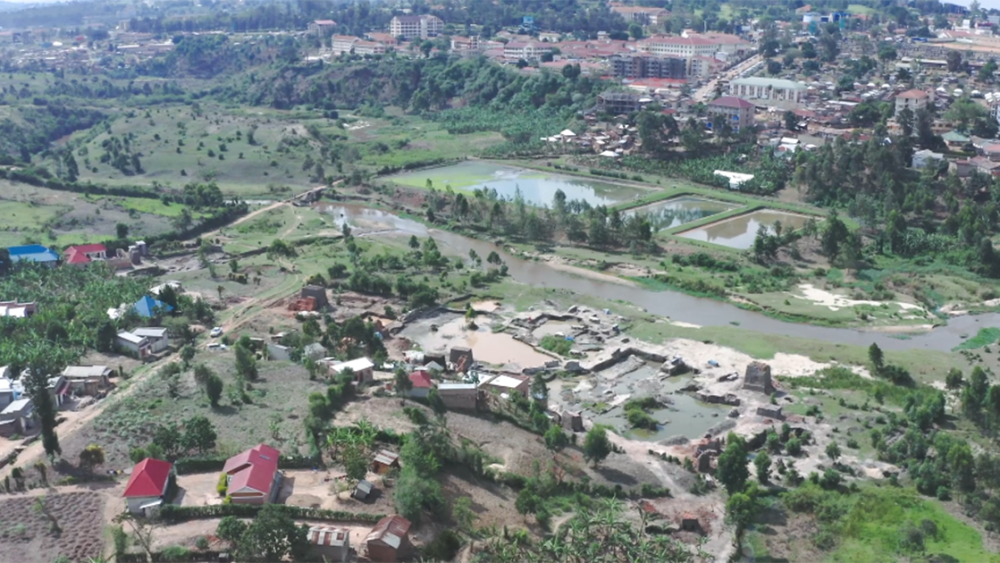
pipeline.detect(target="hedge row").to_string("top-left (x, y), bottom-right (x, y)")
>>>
top-left (158, 503), bottom-right (385, 524)
top-left (493, 470), bottom-right (669, 499)
top-left (174, 454), bottom-right (322, 475)
top-left (118, 550), bottom-right (223, 563)
top-left (0, 167), bottom-right (160, 199)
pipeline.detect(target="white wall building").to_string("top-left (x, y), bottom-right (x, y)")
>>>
top-left (389, 15), bottom-right (443, 40)
top-left (729, 77), bottom-right (807, 104)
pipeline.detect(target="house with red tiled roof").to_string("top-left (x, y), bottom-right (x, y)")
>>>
top-left (123, 458), bottom-right (173, 516)
top-left (407, 370), bottom-right (434, 398)
top-left (63, 243), bottom-right (107, 266)
top-left (223, 444), bottom-right (282, 504)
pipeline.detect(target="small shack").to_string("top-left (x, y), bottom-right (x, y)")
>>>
top-left (304, 343), bottom-right (328, 361)
top-left (0, 398), bottom-right (33, 431)
top-left (325, 357), bottom-right (375, 384)
top-left (480, 374), bottom-right (530, 398)
top-left (371, 450), bottom-right (400, 475)
top-left (743, 361), bottom-right (774, 395)
top-left (366, 515), bottom-right (412, 563)
top-left (680, 512), bottom-right (702, 533)
top-left (266, 343), bottom-right (291, 361)
top-left (449, 346), bottom-right (474, 371)
top-left (307, 525), bottom-right (351, 563)
top-left (353, 479), bottom-right (374, 500)
top-left (756, 405), bottom-right (784, 420)
top-left (301, 285), bottom-right (330, 311)
top-left (560, 410), bottom-right (584, 432)
top-left (61, 365), bottom-right (112, 395)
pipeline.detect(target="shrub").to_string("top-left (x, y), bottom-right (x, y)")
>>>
top-left (216, 473), bottom-right (228, 497)
top-left (539, 335), bottom-right (573, 356)
top-left (422, 529), bottom-right (461, 561)
top-left (786, 438), bottom-right (803, 456)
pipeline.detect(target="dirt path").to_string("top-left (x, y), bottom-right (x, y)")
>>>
top-left (192, 183), bottom-right (333, 243)
top-left (0, 358), bottom-right (183, 481)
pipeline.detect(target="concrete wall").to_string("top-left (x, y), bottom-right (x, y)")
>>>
top-left (126, 495), bottom-right (159, 515)
top-left (439, 390), bottom-right (477, 410)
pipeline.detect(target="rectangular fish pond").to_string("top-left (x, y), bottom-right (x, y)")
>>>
top-left (676, 209), bottom-right (815, 250)
top-left (625, 196), bottom-right (738, 231)
top-left (387, 161), bottom-right (651, 208)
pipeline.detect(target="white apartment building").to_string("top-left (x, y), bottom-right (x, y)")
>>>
top-left (389, 14), bottom-right (444, 40)
top-left (638, 35), bottom-right (720, 59)
top-left (503, 41), bottom-right (552, 61)
top-left (729, 77), bottom-right (807, 104)
top-left (331, 35), bottom-right (386, 55)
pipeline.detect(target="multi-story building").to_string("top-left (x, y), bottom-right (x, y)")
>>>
top-left (729, 77), bottom-right (807, 104)
top-left (503, 41), bottom-right (552, 61)
top-left (330, 35), bottom-right (386, 55)
top-left (707, 96), bottom-right (756, 131)
top-left (450, 35), bottom-right (479, 53)
top-left (597, 90), bottom-right (646, 115)
top-left (389, 15), bottom-right (444, 40)
top-left (308, 20), bottom-right (337, 35)
top-left (638, 35), bottom-right (720, 59)
top-left (611, 54), bottom-right (687, 80)
top-left (610, 5), bottom-right (671, 26)
top-left (895, 89), bottom-right (929, 117)
top-left (331, 35), bottom-right (359, 55)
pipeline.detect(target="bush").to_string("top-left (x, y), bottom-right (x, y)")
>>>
top-left (216, 473), bottom-right (228, 497)
top-left (422, 529), bottom-right (461, 561)
top-left (786, 438), bottom-right (803, 456)
top-left (539, 335), bottom-right (573, 356)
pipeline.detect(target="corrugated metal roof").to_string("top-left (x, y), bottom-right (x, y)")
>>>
top-left (373, 450), bottom-right (399, 466)
top-left (366, 515), bottom-right (411, 549)
top-left (308, 525), bottom-right (349, 547)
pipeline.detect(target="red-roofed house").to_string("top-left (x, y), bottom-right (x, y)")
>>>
top-left (407, 370), bottom-right (434, 398)
top-left (366, 515), bottom-right (412, 562)
top-left (223, 444), bottom-right (282, 504)
top-left (123, 458), bottom-right (173, 515)
top-left (708, 96), bottom-right (756, 131)
top-left (64, 244), bottom-right (107, 266)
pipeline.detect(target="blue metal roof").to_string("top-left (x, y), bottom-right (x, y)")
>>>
top-left (134, 295), bottom-right (174, 318)
top-left (7, 245), bottom-right (59, 263)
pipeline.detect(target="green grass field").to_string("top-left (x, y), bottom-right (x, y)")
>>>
top-left (60, 103), bottom-right (325, 197)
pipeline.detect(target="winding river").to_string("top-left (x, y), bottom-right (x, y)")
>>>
top-left (319, 204), bottom-right (998, 353)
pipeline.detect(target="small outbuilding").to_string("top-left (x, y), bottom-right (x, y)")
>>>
top-left (743, 361), bottom-right (774, 395)
top-left (325, 357), bottom-right (375, 383)
top-left (366, 515), bottom-right (412, 562)
top-left (371, 450), bottom-right (400, 475)
top-left (449, 346), bottom-right (474, 370)
top-left (308, 525), bottom-right (351, 563)
top-left (353, 479), bottom-right (374, 500)
top-left (61, 365), bottom-right (112, 395)
top-left (0, 398), bottom-right (33, 431)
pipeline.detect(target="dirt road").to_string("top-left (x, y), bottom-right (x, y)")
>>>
top-left (0, 358), bottom-right (182, 481)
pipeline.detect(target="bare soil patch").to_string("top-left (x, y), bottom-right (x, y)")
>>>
top-left (0, 491), bottom-right (106, 563)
